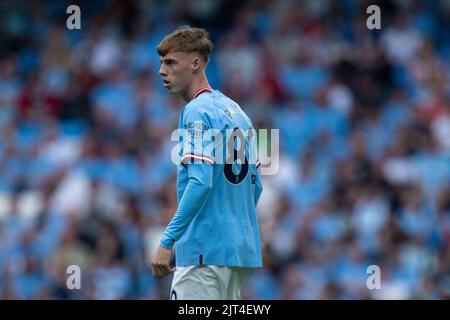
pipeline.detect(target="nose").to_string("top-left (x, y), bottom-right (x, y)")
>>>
top-left (159, 64), bottom-right (167, 77)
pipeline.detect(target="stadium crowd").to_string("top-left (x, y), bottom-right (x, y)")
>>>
top-left (0, 0), bottom-right (449, 299)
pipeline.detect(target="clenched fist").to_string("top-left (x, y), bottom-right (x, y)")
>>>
top-left (151, 246), bottom-right (175, 278)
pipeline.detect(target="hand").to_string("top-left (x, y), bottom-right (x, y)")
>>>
top-left (151, 246), bottom-right (175, 278)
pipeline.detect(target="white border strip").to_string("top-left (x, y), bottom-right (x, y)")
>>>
top-left (181, 153), bottom-right (214, 165)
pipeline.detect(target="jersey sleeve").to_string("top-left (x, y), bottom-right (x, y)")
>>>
top-left (160, 162), bottom-right (213, 249)
top-left (180, 105), bottom-right (216, 165)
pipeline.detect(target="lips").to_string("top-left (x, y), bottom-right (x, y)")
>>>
top-left (163, 79), bottom-right (170, 87)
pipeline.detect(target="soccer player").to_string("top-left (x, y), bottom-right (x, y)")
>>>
top-left (150, 26), bottom-right (263, 300)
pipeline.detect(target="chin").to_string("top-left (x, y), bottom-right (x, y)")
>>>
top-left (168, 87), bottom-right (183, 96)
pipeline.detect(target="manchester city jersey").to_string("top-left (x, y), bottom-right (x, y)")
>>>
top-left (161, 89), bottom-right (263, 268)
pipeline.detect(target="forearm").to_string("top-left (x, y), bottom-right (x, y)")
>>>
top-left (160, 164), bottom-right (213, 249)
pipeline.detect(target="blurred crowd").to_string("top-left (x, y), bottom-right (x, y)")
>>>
top-left (0, 0), bottom-right (449, 299)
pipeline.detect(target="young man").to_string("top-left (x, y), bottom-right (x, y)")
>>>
top-left (151, 26), bottom-right (263, 300)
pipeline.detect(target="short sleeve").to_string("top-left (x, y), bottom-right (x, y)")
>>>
top-left (180, 105), bottom-right (216, 165)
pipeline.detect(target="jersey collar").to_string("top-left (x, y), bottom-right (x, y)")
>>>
top-left (192, 87), bottom-right (212, 100)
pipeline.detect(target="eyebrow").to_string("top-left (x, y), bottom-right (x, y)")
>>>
top-left (160, 58), bottom-right (176, 64)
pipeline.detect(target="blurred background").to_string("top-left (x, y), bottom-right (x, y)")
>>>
top-left (0, 0), bottom-right (449, 299)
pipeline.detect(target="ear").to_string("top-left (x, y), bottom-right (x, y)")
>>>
top-left (192, 56), bottom-right (201, 72)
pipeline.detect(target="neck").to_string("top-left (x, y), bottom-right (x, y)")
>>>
top-left (183, 73), bottom-right (211, 102)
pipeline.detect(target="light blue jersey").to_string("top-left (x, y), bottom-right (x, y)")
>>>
top-left (160, 89), bottom-right (263, 268)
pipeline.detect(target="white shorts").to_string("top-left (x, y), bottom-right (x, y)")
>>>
top-left (170, 265), bottom-right (251, 300)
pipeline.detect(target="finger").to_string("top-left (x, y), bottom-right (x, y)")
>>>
top-left (155, 265), bottom-right (166, 278)
top-left (153, 266), bottom-right (161, 277)
top-left (151, 264), bottom-right (157, 276)
top-left (155, 265), bottom-right (172, 278)
top-left (151, 261), bottom-right (163, 277)
top-left (162, 265), bottom-right (175, 275)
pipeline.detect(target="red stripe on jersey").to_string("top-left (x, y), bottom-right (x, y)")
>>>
top-left (192, 87), bottom-right (212, 100)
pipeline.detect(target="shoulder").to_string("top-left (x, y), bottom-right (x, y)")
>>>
top-left (213, 90), bottom-right (239, 108)
top-left (182, 92), bottom-right (221, 125)
top-left (184, 94), bottom-right (215, 114)
top-left (214, 91), bottom-right (253, 126)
